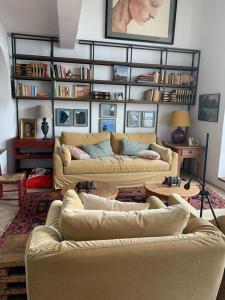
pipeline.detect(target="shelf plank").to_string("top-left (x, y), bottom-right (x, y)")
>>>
top-left (14, 76), bottom-right (52, 81)
top-left (15, 154), bottom-right (52, 160)
top-left (14, 54), bottom-right (197, 71)
top-left (55, 78), bottom-right (92, 83)
top-left (14, 96), bottom-right (51, 100)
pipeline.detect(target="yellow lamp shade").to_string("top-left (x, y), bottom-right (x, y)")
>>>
top-left (169, 111), bottom-right (191, 127)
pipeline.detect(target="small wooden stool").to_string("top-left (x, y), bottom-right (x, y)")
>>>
top-left (0, 172), bottom-right (27, 207)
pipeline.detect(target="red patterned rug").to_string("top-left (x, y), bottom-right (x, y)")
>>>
top-left (0, 185), bottom-right (225, 247)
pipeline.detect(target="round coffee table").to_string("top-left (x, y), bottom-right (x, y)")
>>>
top-left (61, 181), bottom-right (118, 199)
top-left (145, 181), bottom-right (200, 202)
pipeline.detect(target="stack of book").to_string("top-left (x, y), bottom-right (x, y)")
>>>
top-left (16, 63), bottom-right (51, 78)
top-left (136, 72), bottom-right (159, 84)
top-left (144, 89), bottom-right (161, 102)
top-left (15, 82), bottom-right (38, 97)
top-left (163, 72), bottom-right (194, 86)
top-left (162, 89), bottom-right (193, 104)
top-left (91, 91), bottom-right (110, 100)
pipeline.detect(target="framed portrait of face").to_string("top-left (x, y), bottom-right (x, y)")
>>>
top-left (74, 109), bottom-right (88, 127)
top-left (55, 108), bottom-right (73, 126)
top-left (127, 111), bottom-right (142, 127)
top-left (20, 119), bottom-right (36, 139)
top-left (106, 0), bottom-right (177, 44)
top-left (142, 111), bottom-right (156, 128)
top-left (99, 119), bottom-right (116, 132)
top-left (100, 103), bottom-right (117, 118)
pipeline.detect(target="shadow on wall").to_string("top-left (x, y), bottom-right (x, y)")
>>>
top-left (0, 47), bottom-right (16, 172)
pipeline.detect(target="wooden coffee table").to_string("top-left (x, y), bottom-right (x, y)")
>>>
top-left (145, 181), bottom-right (200, 202)
top-left (61, 181), bottom-right (118, 199)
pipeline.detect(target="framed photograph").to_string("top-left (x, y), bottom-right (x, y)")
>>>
top-left (142, 111), bottom-right (156, 128)
top-left (188, 137), bottom-right (195, 146)
top-left (74, 109), bottom-right (88, 127)
top-left (198, 94), bottom-right (220, 122)
top-left (106, 0), bottom-right (177, 44)
top-left (113, 65), bottom-right (128, 81)
top-left (99, 119), bottom-right (116, 132)
top-left (100, 103), bottom-right (117, 118)
top-left (55, 108), bottom-right (73, 126)
top-left (127, 111), bottom-right (141, 127)
top-left (19, 118), bottom-right (36, 139)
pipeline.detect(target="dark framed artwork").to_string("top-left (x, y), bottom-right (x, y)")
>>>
top-left (127, 111), bottom-right (142, 127)
top-left (198, 94), bottom-right (220, 122)
top-left (74, 109), bottom-right (88, 127)
top-left (55, 108), bottom-right (73, 126)
top-left (19, 118), bottom-right (36, 139)
top-left (99, 119), bottom-right (116, 132)
top-left (105, 0), bottom-right (177, 44)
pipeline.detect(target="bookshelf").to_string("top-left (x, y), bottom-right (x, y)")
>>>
top-left (11, 34), bottom-right (201, 136)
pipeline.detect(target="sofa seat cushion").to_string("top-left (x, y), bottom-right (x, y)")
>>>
top-left (60, 204), bottom-right (190, 241)
top-left (64, 155), bottom-right (170, 175)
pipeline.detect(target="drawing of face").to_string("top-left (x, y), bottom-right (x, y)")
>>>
top-left (24, 122), bottom-right (33, 137)
top-left (129, 0), bottom-right (163, 25)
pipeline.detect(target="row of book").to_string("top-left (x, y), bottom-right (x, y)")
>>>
top-left (15, 83), bottom-right (38, 97)
top-left (136, 71), bottom-right (194, 86)
top-left (54, 83), bottom-right (90, 99)
top-left (144, 89), bottom-right (161, 102)
top-left (16, 63), bottom-right (51, 78)
top-left (163, 90), bottom-right (194, 103)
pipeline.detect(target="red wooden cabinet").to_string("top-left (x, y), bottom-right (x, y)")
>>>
top-left (13, 138), bottom-right (54, 172)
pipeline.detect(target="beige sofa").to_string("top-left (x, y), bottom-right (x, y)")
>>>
top-left (25, 193), bottom-right (225, 300)
top-left (53, 131), bottom-right (178, 189)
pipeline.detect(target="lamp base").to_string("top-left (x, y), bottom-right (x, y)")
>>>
top-left (41, 118), bottom-right (49, 140)
top-left (171, 127), bottom-right (186, 144)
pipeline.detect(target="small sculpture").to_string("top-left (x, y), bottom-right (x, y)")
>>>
top-left (162, 176), bottom-right (181, 187)
top-left (75, 181), bottom-right (96, 193)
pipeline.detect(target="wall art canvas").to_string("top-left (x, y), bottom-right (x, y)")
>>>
top-left (127, 111), bottom-right (141, 127)
top-left (142, 111), bottom-right (156, 128)
top-left (106, 0), bottom-right (177, 44)
top-left (99, 119), bottom-right (116, 132)
top-left (74, 109), bottom-right (88, 127)
top-left (113, 65), bottom-right (128, 81)
top-left (55, 108), bottom-right (73, 126)
top-left (198, 94), bottom-right (220, 122)
top-left (100, 103), bottom-right (117, 118)
top-left (20, 118), bottom-right (36, 139)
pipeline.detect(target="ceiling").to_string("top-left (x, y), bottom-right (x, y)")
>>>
top-left (0, 0), bottom-right (82, 48)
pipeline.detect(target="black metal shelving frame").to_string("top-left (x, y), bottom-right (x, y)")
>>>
top-left (11, 33), bottom-right (201, 136)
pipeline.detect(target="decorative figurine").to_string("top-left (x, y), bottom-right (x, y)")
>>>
top-left (75, 181), bottom-right (96, 193)
top-left (162, 176), bottom-right (181, 187)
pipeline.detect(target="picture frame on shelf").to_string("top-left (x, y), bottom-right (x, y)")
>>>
top-left (188, 137), bottom-right (195, 146)
top-left (74, 109), bottom-right (88, 127)
top-left (113, 65), bottom-right (128, 81)
top-left (127, 111), bottom-right (141, 127)
top-left (55, 108), bottom-right (73, 126)
top-left (100, 103), bottom-right (117, 118)
top-left (142, 111), bottom-right (156, 128)
top-left (105, 0), bottom-right (177, 44)
top-left (198, 94), bottom-right (220, 122)
top-left (19, 118), bottom-right (37, 139)
top-left (99, 119), bottom-right (116, 132)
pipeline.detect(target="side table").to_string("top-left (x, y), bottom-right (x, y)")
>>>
top-left (163, 142), bottom-right (204, 178)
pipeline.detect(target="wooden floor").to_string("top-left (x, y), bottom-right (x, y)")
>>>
top-left (0, 234), bottom-right (29, 300)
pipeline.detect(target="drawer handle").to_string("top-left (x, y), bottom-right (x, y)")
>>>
top-left (189, 150), bottom-right (192, 154)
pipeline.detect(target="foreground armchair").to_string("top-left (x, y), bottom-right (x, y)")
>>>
top-left (25, 193), bottom-right (225, 300)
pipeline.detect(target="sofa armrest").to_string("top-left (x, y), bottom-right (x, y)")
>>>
top-left (54, 137), bottom-right (61, 154)
top-left (168, 193), bottom-right (199, 218)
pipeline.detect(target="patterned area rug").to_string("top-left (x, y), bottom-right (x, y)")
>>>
top-left (0, 185), bottom-right (225, 247)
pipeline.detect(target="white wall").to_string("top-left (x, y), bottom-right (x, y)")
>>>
top-left (189, 0), bottom-right (225, 189)
top-left (0, 20), bottom-right (16, 171)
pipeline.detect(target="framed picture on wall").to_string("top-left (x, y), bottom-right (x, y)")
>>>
top-left (100, 103), bottom-right (117, 118)
top-left (105, 0), bottom-right (177, 44)
top-left (127, 111), bottom-right (141, 127)
top-left (142, 111), bottom-right (156, 128)
top-left (198, 94), bottom-right (220, 122)
top-left (99, 119), bottom-right (116, 132)
top-left (74, 109), bottom-right (88, 127)
top-left (55, 108), bottom-right (73, 126)
top-left (19, 118), bottom-right (36, 139)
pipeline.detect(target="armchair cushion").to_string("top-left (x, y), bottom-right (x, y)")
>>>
top-left (60, 204), bottom-right (190, 241)
top-left (79, 192), bottom-right (150, 211)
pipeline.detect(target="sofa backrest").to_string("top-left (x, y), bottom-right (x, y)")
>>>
top-left (110, 132), bottom-right (156, 154)
top-left (60, 131), bottom-right (110, 147)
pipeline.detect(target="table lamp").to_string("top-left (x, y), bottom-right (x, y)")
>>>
top-left (169, 111), bottom-right (191, 144)
top-left (36, 105), bottom-right (53, 140)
